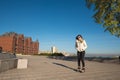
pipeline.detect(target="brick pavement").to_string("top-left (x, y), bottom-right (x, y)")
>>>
top-left (0, 55), bottom-right (120, 80)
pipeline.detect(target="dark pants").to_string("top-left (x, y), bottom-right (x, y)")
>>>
top-left (77, 51), bottom-right (85, 68)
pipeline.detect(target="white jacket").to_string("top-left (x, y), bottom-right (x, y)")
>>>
top-left (75, 40), bottom-right (87, 52)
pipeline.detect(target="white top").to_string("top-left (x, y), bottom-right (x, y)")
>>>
top-left (75, 40), bottom-right (87, 52)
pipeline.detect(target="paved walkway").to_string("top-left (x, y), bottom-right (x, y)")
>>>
top-left (0, 55), bottom-right (120, 80)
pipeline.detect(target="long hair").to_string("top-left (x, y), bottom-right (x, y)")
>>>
top-left (76, 34), bottom-right (83, 40)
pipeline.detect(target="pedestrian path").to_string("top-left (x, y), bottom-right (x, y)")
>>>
top-left (0, 55), bottom-right (120, 80)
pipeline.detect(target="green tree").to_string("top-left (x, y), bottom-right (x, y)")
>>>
top-left (86, 0), bottom-right (120, 37)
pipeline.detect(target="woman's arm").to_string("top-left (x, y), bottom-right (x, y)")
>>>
top-left (75, 40), bottom-right (79, 51)
top-left (83, 40), bottom-right (87, 50)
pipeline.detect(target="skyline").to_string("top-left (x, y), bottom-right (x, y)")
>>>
top-left (0, 0), bottom-right (120, 54)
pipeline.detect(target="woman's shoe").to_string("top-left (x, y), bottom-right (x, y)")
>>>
top-left (82, 67), bottom-right (85, 72)
top-left (77, 67), bottom-right (81, 72)
top-left (77, 67), bottom-right (83, 73)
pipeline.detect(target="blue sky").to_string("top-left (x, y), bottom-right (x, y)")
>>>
top-left (0, 0), bottom-right (120, 54)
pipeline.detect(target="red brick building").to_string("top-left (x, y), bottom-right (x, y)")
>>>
top-left (0, 32), bottom-right (39, 55)
top-left (16, 34), bottom-right (24, 54)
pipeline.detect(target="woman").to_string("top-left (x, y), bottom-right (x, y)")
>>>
top-left (75, 34), bottom-right (87, 72)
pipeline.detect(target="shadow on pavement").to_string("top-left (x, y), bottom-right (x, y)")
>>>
top-left (48, 56), bottom-right (77, 62)
top-left (53, 62), bottom-right (77, 72)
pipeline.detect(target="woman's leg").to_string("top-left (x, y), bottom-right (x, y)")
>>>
top-left (81, 51), bottom-right (85, 68)
top-left (77, 51), bottom-right (80, 68)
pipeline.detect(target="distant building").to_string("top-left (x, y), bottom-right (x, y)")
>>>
top-left (51, 46), bottom-right (57, 53)
top-left (0, 32), bottom-right (39, 55)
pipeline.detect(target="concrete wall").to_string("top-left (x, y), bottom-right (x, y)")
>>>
top-left (0, 53), bottom-right (16, 60)
top-left (0, 58), bottom-right (17, 72)
top-left (0, 53), bottom-right (17, 73)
